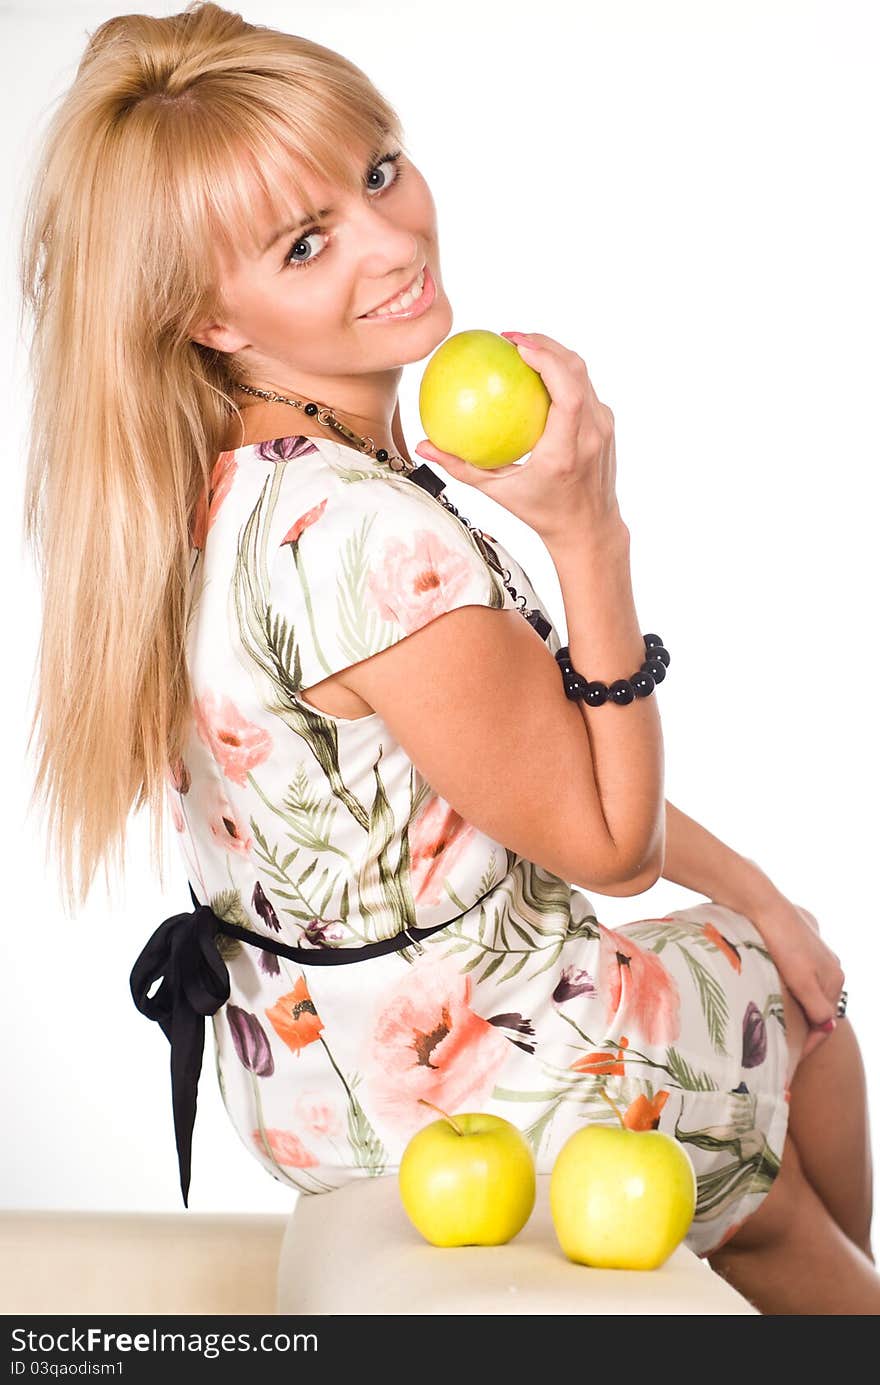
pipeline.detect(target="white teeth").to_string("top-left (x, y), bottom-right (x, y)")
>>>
top-left (366, 268), bottom-right (425, 317)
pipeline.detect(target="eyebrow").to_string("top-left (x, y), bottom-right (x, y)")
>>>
top-left (259, 138), bottom-right (396, 256)
top-left (261, 207), bottom-right (332, 255)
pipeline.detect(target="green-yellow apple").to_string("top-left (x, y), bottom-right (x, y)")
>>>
top-left (550, 1090), bottom-right (696, 1270)
top-left (418, 329), bottom-right (551, 468)
top-left (398, 1099), bottom-right (536, 1247)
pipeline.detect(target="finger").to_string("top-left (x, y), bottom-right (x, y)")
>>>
top-left (505, 339), bottom-right (586, 458)
top-left (795, 979), bottom-right (837, 1029)
top-left (413, 439), bottom-right (517, 483)
top-left (513, 337), bottom-right (610, 444)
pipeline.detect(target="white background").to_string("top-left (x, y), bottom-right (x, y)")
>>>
top-left (2, 0), bottom-right (877, 1218)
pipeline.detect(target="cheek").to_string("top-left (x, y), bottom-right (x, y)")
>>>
top-left (409, 168), bottom-right (437, 224)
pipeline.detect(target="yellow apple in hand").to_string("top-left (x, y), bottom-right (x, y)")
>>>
top-left (550, 1088), bottom-right (697, 1270)
top-left (418, 329), bottom-right (551, 468)
top-left (398, 1099), bottom-right (536, 1247)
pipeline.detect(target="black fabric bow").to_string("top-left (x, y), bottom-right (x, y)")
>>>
top-left (129, 885), bottom-right (230, 1208)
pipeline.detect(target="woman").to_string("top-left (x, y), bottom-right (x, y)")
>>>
top-left (19, 2), bottom-right (876, 1313)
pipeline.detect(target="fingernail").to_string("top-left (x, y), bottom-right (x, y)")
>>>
top-left (501, 331), bottom-right (529, 342)
top-left (820, 1018), bottom-right (836, 1032)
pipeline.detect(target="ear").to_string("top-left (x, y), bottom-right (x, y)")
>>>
top-left (190, 319), bottom-right (250, 353)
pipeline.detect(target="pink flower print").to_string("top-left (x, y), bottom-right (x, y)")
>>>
top-left (363, 954), bottom-right (511, 1136)
top-left (295, 1093), bottom-right (342, 1138)
top-left (193, 690), bottom-right (273, 786)
top-left (597, 921), bottom-right (681, 1047)
top-left (409, 795), bottom-right (477, 906)
top-left (280, 497), bottom-right (328, 549)
top-left (191, 450), bottom-right (238, 550)
top-left (367, 529), bottom-right (480, 634)
top-left (206, 782), bottom-right (252, 855)
top-left (251, 1128), bottom-right (319, 1168)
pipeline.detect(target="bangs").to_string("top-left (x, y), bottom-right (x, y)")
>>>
top-left (150, 71), bottom-right (407, 282)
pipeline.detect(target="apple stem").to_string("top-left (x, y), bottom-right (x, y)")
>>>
top-left (598, 1085), bottom-right (628, 1130)
top-left (418, 1097), bottom-right (465, 1136)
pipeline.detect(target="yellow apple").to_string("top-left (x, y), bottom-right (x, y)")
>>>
top-left (418, 329), bottom-right (551, 468)
top-left (550, 1093), bottom-right (696, 1270)
top-left (398, 1099), bottom-right (536, 1247)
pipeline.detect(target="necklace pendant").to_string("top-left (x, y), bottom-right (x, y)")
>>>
top-left (407, 463), bottom-right (447, 497)
top-left (472, 531), bottom-right (501, 569)
top-left (524, 608), bottom-right (553, 641)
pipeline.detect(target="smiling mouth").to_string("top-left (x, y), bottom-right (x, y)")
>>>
top-left (360, 265), bottom-right (428, 318)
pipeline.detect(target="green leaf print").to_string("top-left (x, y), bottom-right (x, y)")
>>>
top-left (445, 854), bottom-right (500, 921)
top-left (335, 512), bottom-right (400, 663)
top-left (249, 820), bottom-right (372, 945)
top-left (665, 1046), bottom-right (721, 1091)
top-left (498, 952), bottom-right (531, 983)
top-left (674, 1093), bottom-right (782, 1225)
top-left (232, 470), bottom-right (374, 835)
top-left (766, 992), bottom-right (786, 1028)
top-left (426, 857), bottom-right (599, 986)
top-left (345, 1072), bottom-right (388, 1176)
top-left (278, 763), bottom-right (341, 853)
top-left (210, 886), bottom-right (253, 928)
top-left (679, 946), bottom-right (730, 1055)
top-left (355, 744), bottom-right (420, 943)
top-left (476, 953), bottom-right (507, 983)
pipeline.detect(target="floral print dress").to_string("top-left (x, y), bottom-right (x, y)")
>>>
top-left (164, 432), bottom-right (790, 1259)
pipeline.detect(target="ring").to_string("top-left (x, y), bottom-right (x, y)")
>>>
top-left (836, 988), bottom-right (848, 1019)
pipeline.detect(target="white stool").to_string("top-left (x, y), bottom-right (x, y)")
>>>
top-left (277, 1173), bottom-right (758, 1315)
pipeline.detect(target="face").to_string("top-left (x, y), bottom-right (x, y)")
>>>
top-left (194, 140), bottom-right (452, 447)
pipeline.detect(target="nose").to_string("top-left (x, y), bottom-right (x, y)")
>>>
top-left (351, 203), bottom-right (419, 273)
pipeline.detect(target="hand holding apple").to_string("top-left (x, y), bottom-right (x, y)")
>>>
top-left (416, 331), bottom-right (623, 550)
top-left (550, 1087), bottom-right (697, 1270)
top-left (398, 1099), bottom-right (536, 1247)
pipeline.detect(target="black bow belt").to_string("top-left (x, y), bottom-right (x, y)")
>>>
top-left (129, 882), bottom-right (454, 1207)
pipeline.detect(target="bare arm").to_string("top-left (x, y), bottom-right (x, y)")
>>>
top-left (657, 799), bottom-right (784, 913)
top-left (547, 522), bottom-right (666, 880)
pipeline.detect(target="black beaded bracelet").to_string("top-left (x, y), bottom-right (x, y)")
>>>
top-left (555, 633), bottom-right (670, 706)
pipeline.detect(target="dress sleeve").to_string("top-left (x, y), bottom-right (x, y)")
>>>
top-left (264, 464), bottom-right (516, 694)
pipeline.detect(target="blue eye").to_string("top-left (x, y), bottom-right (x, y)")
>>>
top-left (284, 151), bottom-right (405, 272)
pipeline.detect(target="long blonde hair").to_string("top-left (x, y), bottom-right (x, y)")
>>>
top-left (18, 1), bottom-right (407, 913)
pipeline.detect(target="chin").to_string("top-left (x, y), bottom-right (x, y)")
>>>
top-left (413, 297), bottom-right (453, 362)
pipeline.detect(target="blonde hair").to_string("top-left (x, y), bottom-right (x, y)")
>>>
top-left (18, 1), bottom-right (407, 913)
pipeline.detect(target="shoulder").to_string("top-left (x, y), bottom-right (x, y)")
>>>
top-left (231, 449), bottom-right (516, 701)
top-left (271, 461), bottom-right (511, 619)
top-left (258, 449), bottom-right (478, 561)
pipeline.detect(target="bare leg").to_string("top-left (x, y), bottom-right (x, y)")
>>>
top-left (707, 1130), bottom-right (880, 1314)
top-left (785, 1015), bottom-right (875, 1262)
top-left (705, 979), bottom-right (878, 1311)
